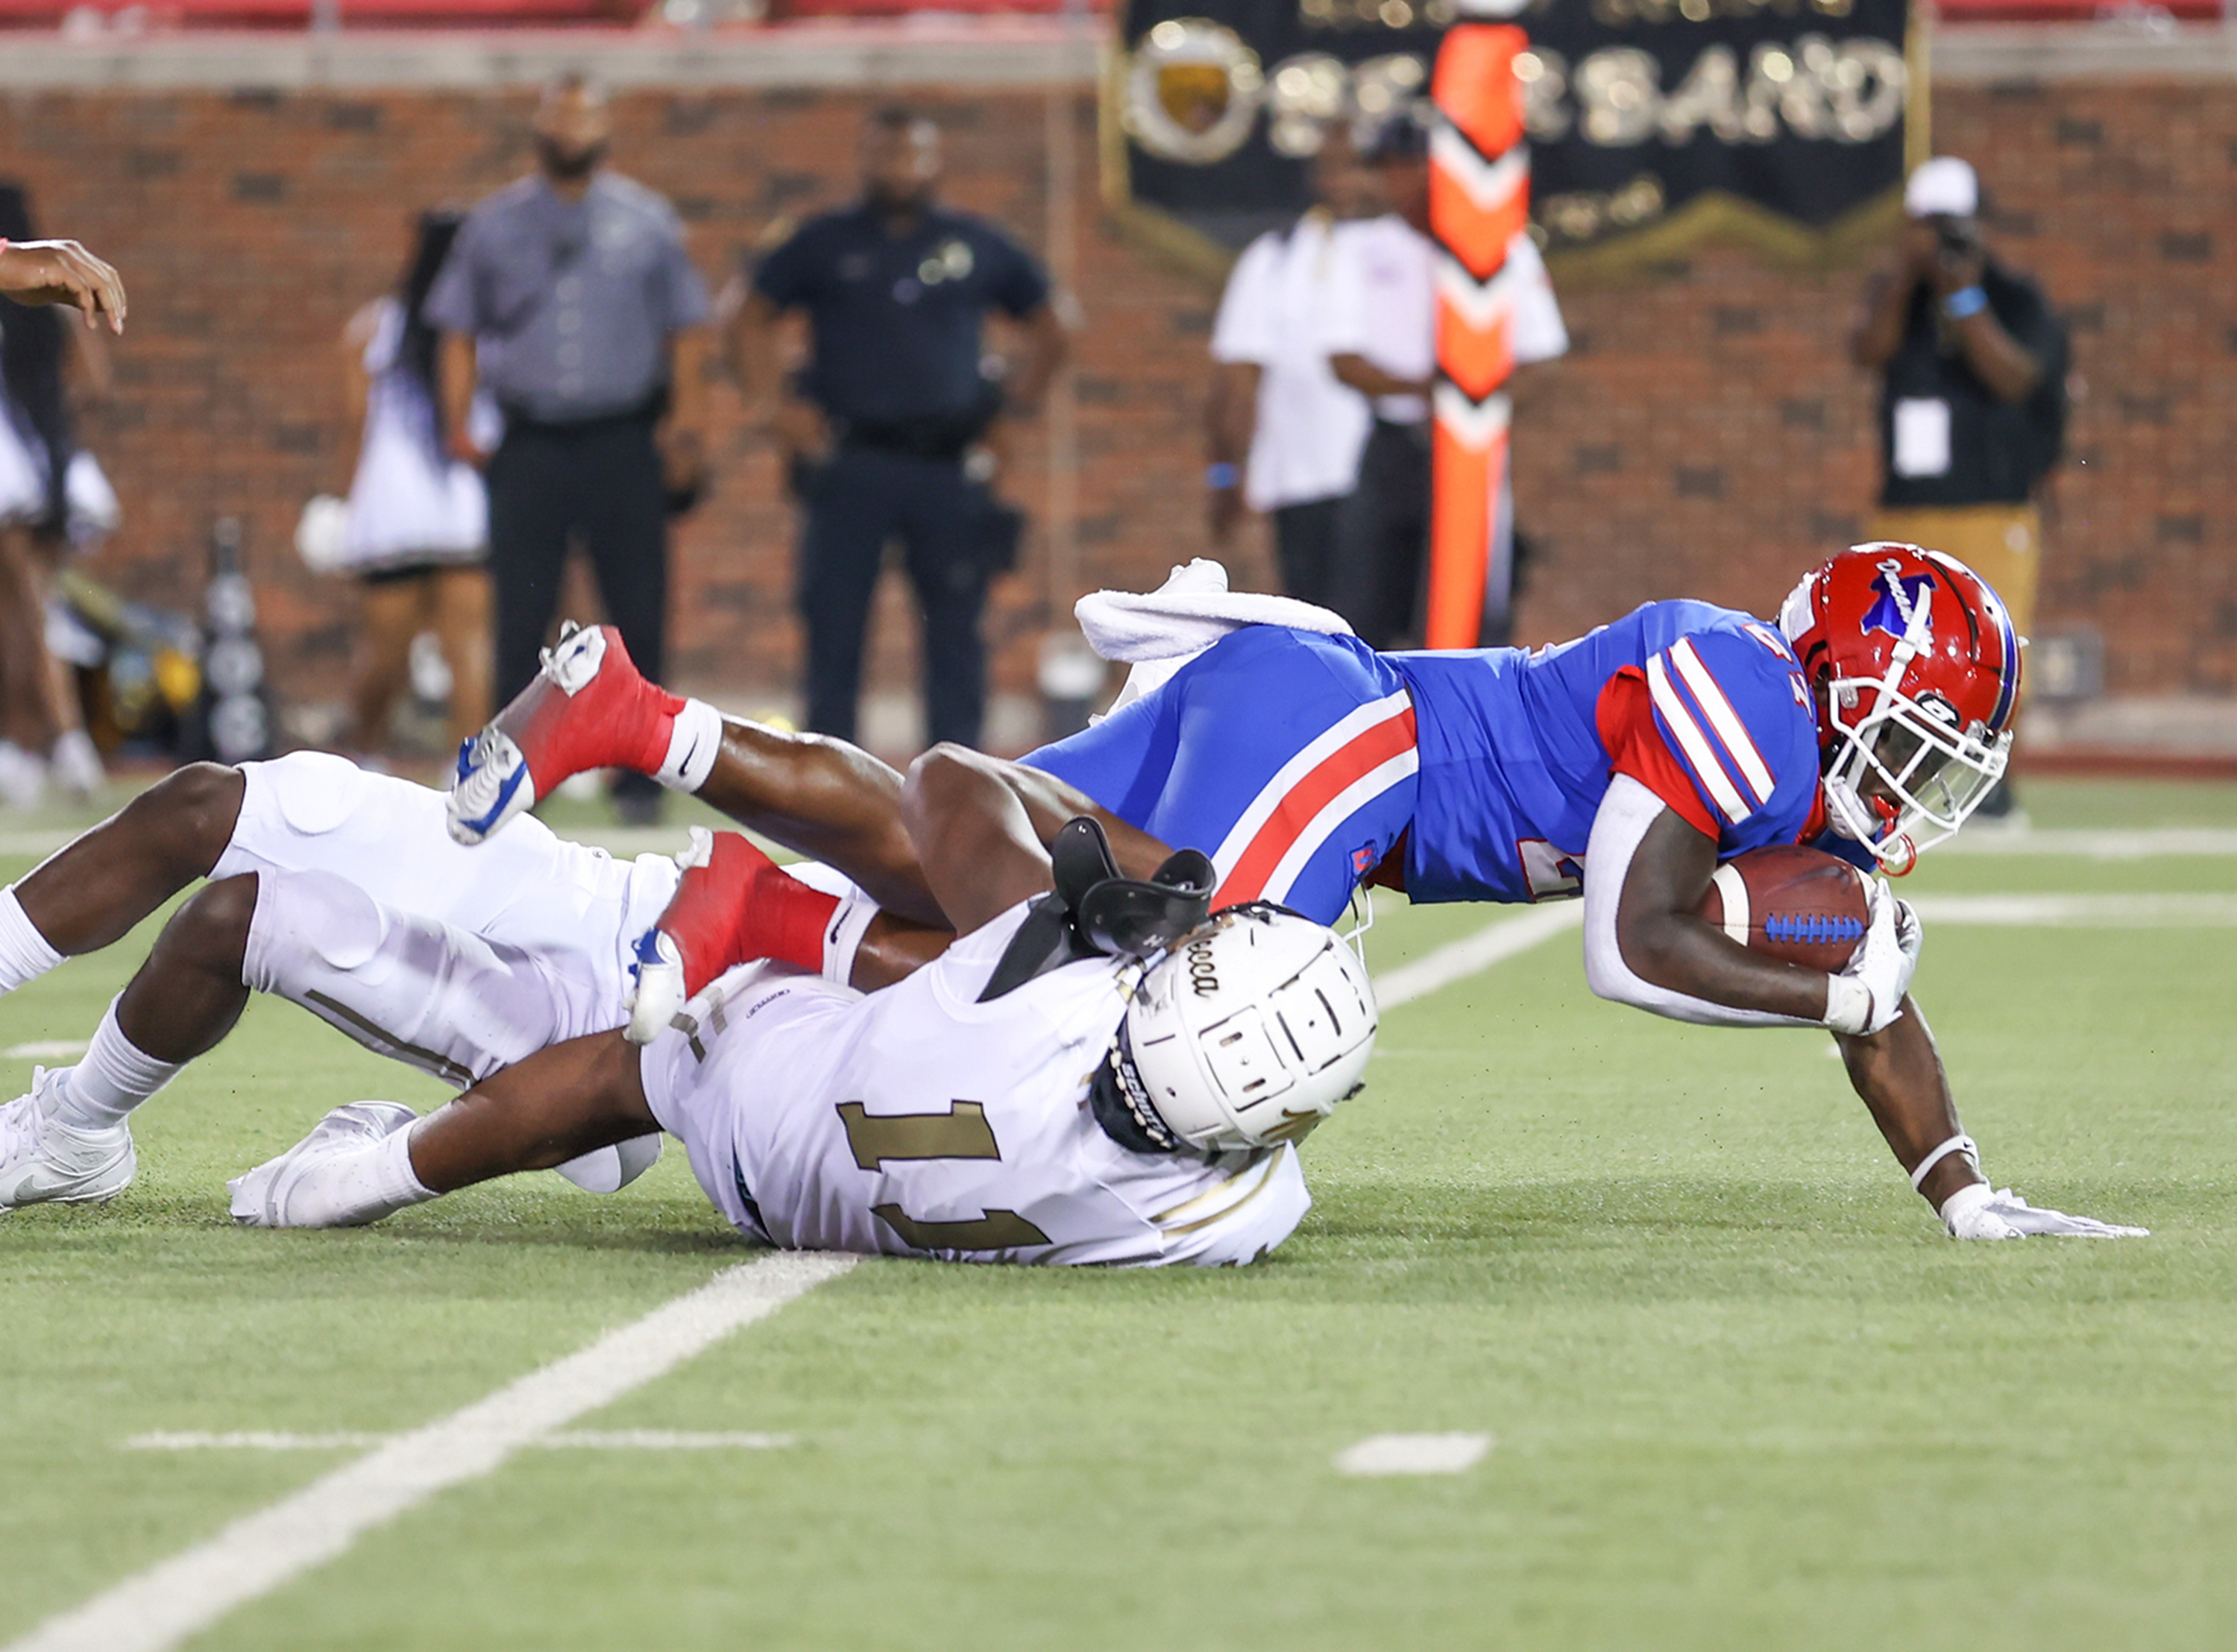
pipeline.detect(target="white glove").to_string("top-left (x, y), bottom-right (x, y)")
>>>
top-left (1942, 1182), bottom-right (2150, 1240)
top-left (1823, 878), bottom-right (1920, 1037)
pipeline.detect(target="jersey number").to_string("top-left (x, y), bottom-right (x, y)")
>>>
top-left (835, 1101), bottom-right (1052, 1251)
top-left (1518, 839), bottom-right (1586, 901)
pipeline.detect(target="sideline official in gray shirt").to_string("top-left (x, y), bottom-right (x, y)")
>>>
top-left (427, 72), bottom-right (711, 822)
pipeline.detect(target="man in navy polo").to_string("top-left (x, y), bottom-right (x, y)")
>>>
top-left (729, 107), bottom-right (1067, 751)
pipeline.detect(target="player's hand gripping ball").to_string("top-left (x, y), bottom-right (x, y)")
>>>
top-left (1695, 845), bottom-right (1872, 970)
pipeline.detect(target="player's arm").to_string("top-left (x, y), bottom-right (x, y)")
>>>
top-left (0, 237), bottom-right (126, 330)
top-left (1589, 786), bottom-right (1975, 1194)
top-left (902, 745), bottom-right (1177, 933)
top-left (901, 745), bottom-right (1060, 934)
top-left (1606, 801), bottom-right (1829, 1021)
top-left (1585, 776), bottom-right (1916, 1032)
top-left (959, 750), bottom-right (1174, 882)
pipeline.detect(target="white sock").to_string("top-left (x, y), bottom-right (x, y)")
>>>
top-left (280, 1126), bottom-right (437, 1228)
top-left (655, 699), bottom-right (724, 794)
top-left (822, 886), bottom-right (880, 989)
top-left (52, 998), bottom-right (183, 1131)
top-left (0, 887), bottom-right (64, 995)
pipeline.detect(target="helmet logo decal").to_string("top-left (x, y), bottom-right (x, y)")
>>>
top-left (1186, 936), bottom-right (1221, 997)
top-left (1863, 561), bottom-right (1936, 641)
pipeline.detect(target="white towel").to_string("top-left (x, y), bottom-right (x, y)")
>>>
top-left (1075, 559), bottom-right (1355, 719)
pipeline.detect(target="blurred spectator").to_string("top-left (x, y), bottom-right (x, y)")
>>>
top-left (1204, 126), bottom-right (1378, 608)
top-left (729, 107), bottom-right (1066, 751)
top-left (1322, 115), bottom-right (1566, 649)
top-left (1852, 157), bottom-right (2067, 819)
top-left (0, 182), bottom-right (119, 808)
top-left (334, 210), bottom-right (494, 760)
top-left (427, 72), bottom-right (711, 822)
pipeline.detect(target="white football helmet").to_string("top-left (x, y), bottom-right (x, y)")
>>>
top-left (1114, 906), bottom-right (1377, 1153)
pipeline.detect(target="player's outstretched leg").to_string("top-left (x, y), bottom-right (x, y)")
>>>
top-left (233, 1030), bottom-right (651, 1229)
top-left (0, 762), bottom-right (245, 1004)
top-left (0, 872), bottom-right (257, 1210)
top-left (447, 622), bottom-right (948, 926)
top-left (447, 622), bottom-right (726, 847)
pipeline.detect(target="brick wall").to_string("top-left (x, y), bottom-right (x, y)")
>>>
top-left (0, 72), bottom-right (2229, 736)
top-left (1522, 77), bottom-right (2237, 701)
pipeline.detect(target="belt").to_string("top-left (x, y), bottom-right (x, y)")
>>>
top-left (497, 396), bottom-right (661, 438)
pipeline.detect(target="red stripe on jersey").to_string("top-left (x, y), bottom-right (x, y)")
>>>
top-left (1214, 707), bottom-right (1420, 906)
top-left (1596, 669), bottom-right (1719, 842)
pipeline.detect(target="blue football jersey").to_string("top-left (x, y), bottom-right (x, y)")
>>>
top-left (1387, 601), bottom-right (1825, 904)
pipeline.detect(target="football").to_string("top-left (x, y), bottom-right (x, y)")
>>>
top-left (1696, 845), bottom-right (1872, 970)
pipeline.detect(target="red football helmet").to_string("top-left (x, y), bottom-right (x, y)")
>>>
top-left (1778, 543), bottom-right (2022, 871)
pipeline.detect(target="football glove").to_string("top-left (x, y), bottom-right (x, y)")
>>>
top-left (1823, 877), bottom-right (1921, 1037)
top-left (1941, 1182), bottom-right (2150, 1240)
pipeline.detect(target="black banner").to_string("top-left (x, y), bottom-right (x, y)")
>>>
top-left (1107, 0), bottom-right (1917, 272)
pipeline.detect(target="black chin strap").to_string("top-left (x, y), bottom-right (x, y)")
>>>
top-left (977, 817), bottom-right (1215, 1004)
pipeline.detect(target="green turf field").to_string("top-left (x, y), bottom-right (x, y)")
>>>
top-left (3, 778), bottom-right (2235, 1651)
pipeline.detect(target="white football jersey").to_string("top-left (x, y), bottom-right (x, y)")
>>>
top-left (640, 901), bottom-right (1309, 1267)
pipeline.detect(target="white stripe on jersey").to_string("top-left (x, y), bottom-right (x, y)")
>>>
top-left (1208, 690), bottom-right (1416, 884)
top-left (1255, 748), bottom-right (1422, 906)
top-left (1646, 653), bottom-right (1752, 825)
top-left (1668, 637), bottom-right (1777, 807)
top-left (1743, 622), bottom-right (1792, 660)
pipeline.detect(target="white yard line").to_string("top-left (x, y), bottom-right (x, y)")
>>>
top-left (1906, 892), bottom-right (2237, 926)
top-left (1362, 888), bottom-right (2237, 1018)
top-left (1372, 906), bottom-right (1584, 1010)
top-left (1335, 1433), bottom-right (1494, 1476)
top-left (3, 1041), bottom-right (88, 1062)
top-left (9, 1251), bottom-right (855, 1652)
top-left (1938, 827), bottom-right (2237, 859)
top-left (123, 1429), bottom-right (794, 1452)
top-left (123, 1432), bottom-right (391, 1452)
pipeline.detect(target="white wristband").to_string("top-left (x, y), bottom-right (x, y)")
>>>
top-left (1910, 1132), bottom-right (1980, 1192)
top-left (655, 699), bottom-right (725, 794)
top-left (820, 886), bottom-right (879, 989)
top-left (1823, 973), bottom-right (1872, 1036)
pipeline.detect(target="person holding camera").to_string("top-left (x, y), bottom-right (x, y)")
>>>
top-left (1851, 157), bottom-right (2068, 813)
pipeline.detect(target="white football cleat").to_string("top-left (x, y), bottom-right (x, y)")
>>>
top-left (446, 724), bottom-right (535, 848)
top-left (0, 740), bottom-right (46, 812)
top-left (228, 1100), bottom-right (420, 1229)
top-left (624, 926), bottom-right (690, 1048)
top-left (48, 729), bottom-right (107, 804)
top-left (0, 1066), bottom-right (136, 1211)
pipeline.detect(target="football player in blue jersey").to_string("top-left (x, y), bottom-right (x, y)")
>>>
top-left (442, 543), bottom-right (2145, 1243)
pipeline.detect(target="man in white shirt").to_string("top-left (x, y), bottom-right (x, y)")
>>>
top-left (1204, 128), bottom-right (1379, 608)
top-left (1321, 113), bottom-right (1567, 648)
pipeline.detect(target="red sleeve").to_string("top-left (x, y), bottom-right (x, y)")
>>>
top-left (1595, 669), bottom-right (1719, 841)
top-left (1796, 783), bottom-right (1829, 844)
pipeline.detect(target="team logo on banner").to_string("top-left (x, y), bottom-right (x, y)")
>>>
top-left (1103, 0), bottom-right (1919, 275)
